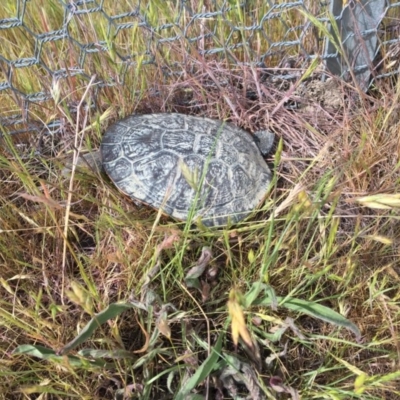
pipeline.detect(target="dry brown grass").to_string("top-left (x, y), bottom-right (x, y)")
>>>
top-left (1, 1), bottom-right (400, 399)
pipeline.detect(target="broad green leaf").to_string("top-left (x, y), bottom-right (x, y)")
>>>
top-left (60, 302), bottom-right (144, 354)
top-left (167, 370), bottom-right (175, 394)
top-left (78, 348), bottom-right (135, 359)
top-left (174, 334), bottom-right (223, 400)
top-left (13, 344), bottom-right (58, 358)
top-left (244, 282), bottom-right (277, 310)
top-left (256, 296), bottom-right (361, 340)
top-left (133, 348), bottom-right (166, 369)
top-left (13, 344), bottom-right (106, 367)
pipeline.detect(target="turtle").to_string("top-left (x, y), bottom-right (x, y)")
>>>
top-left (96, 113), bottom-right (274, 227)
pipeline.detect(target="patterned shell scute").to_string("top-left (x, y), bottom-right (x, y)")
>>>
top-left (101, 113), bottom-right (272, 227)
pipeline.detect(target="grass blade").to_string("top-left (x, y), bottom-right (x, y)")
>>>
top-left (256, 296), bottom-right (361, 340)
top-left (60, 302), bottom-right (145, 354)
top-left (175, 333), bottom-right (224, 400)
top-left (13, 344), bottom-right (106, 367)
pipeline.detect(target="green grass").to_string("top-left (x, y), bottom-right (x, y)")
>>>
top-left (1, 0), bottom-right (400, 399)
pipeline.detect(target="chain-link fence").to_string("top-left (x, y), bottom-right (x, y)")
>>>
top-left (0, 0), bottom-right (399, 136)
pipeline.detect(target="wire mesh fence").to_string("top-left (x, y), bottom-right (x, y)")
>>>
top-left (0, 0), bottom-right (399, 136)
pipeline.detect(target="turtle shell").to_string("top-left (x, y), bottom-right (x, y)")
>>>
top-left (101, 113), bottom-right (272, 226)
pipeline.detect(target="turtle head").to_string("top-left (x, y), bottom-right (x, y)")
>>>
top-left (253, 130), bottom-right (275, 156)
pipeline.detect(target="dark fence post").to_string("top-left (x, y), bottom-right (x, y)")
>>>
top-left (324, 0), bottom-right (386, 90)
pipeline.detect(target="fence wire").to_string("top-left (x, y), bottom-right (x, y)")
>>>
top-left (0, 0), bottom-right (399, 136)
